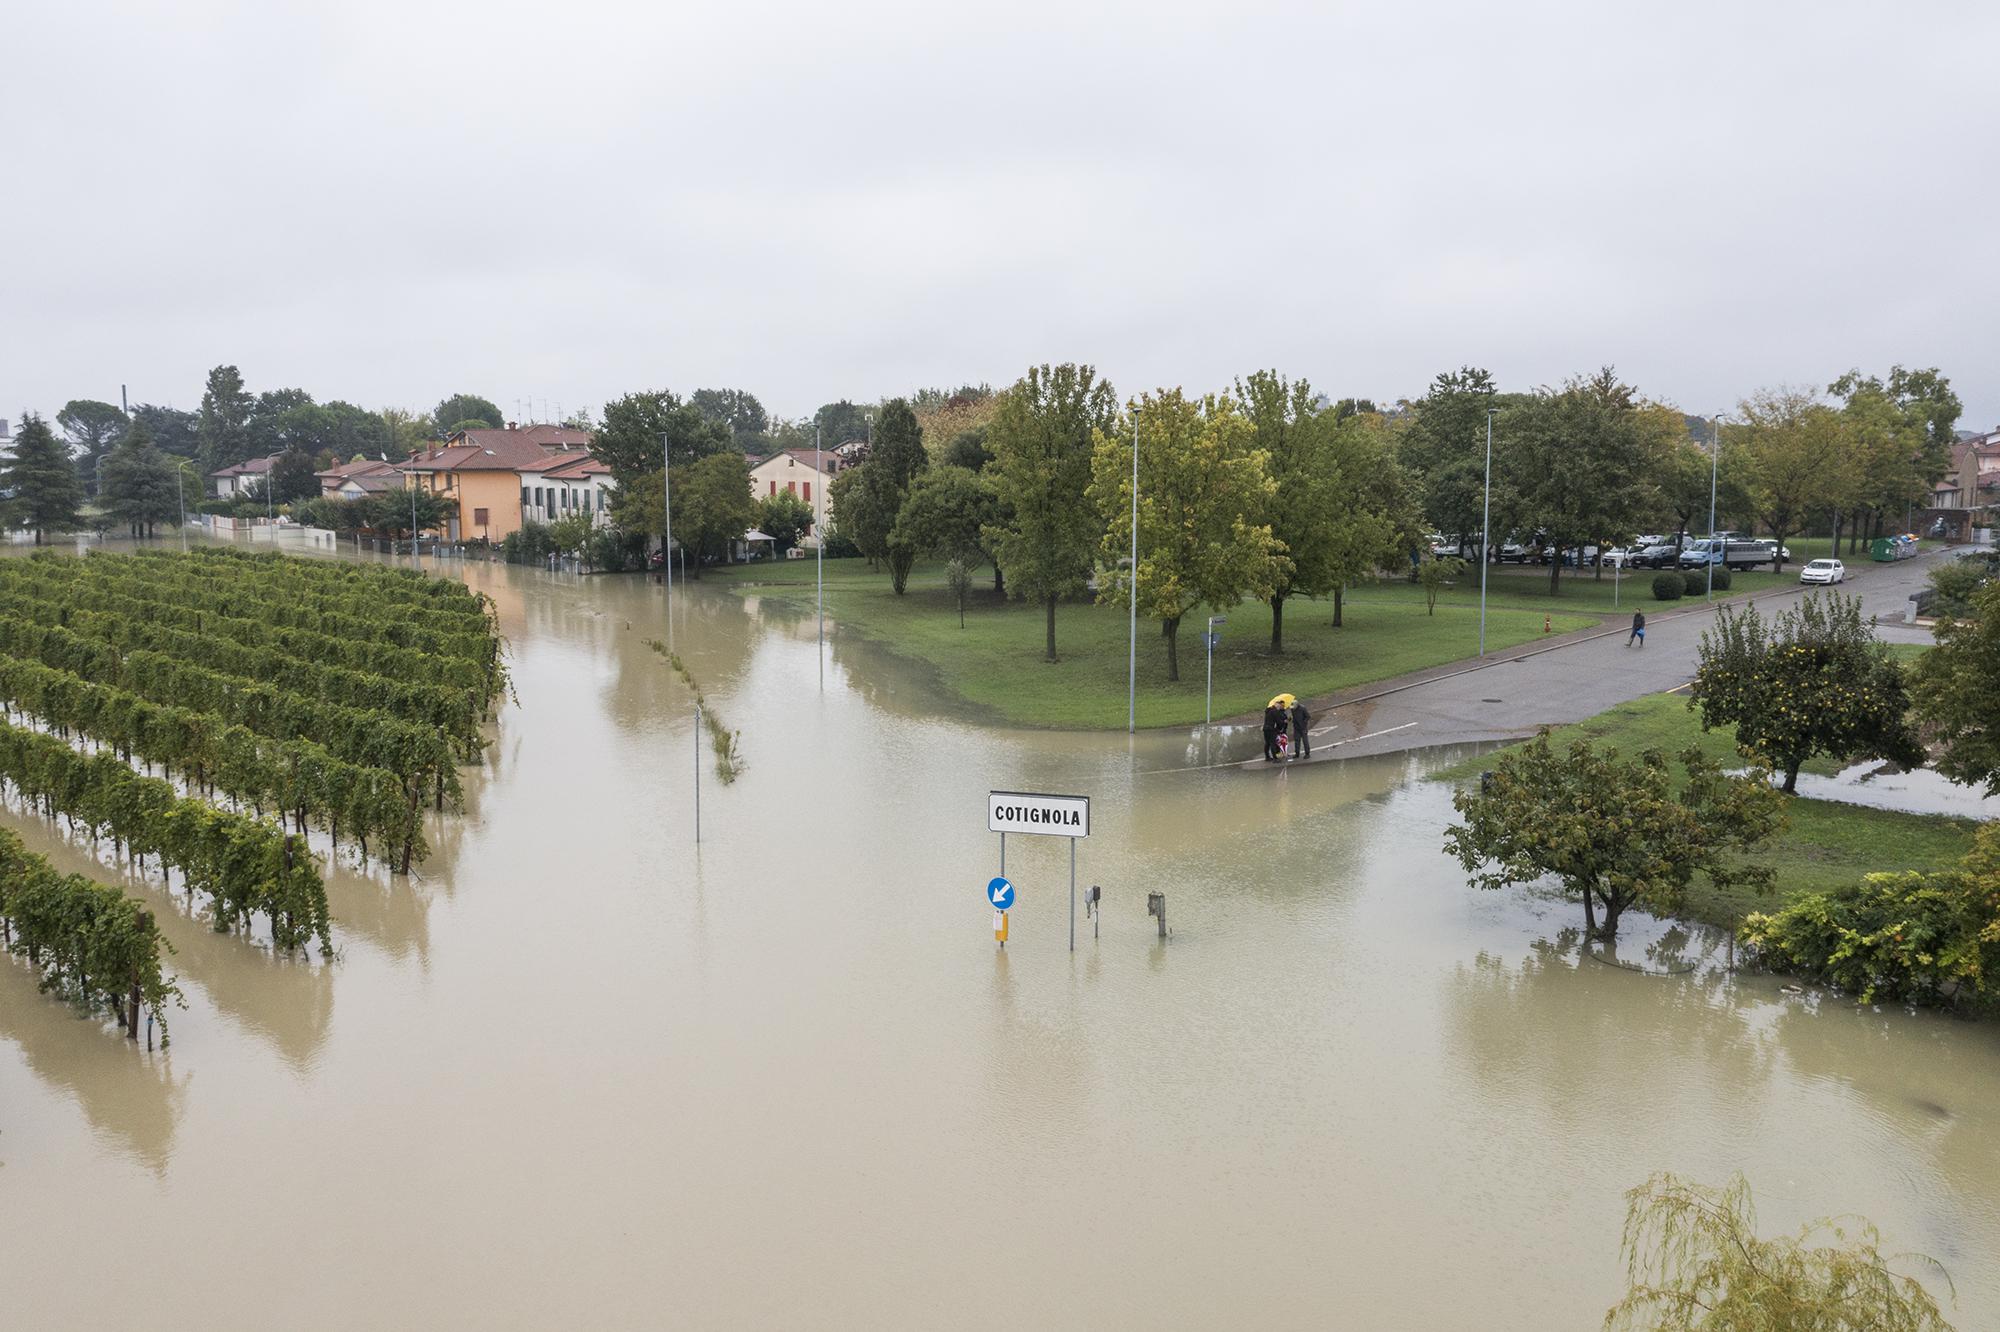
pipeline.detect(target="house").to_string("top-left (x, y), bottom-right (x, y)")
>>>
top-left (748, 448), bottom-right (841, 543)
top-left (208, 454), bottom-right (282, 497)
top-left (517, 447), bottom-right (614, 527)
top-left (315, 458), bottom-right (406, 500)
top-left (402, 423), bottom-right (596, 543)
top-left (1928, 430), bottom-right (2000, 541)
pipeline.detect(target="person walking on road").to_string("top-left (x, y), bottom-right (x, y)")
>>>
top-left (1290, 700), bottom-right (1311, 759)
top-left (1628, 611), bottom-right (1646, 647)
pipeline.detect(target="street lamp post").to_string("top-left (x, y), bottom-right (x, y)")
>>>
top-left (1706, 416), bottom-right (1723, 600)
top-left (410, 467), bottom-right (421, 571)
top-left (1127, 408), bottom-right (1139, 734)
top-left (1478, 407), bottom-right (1498, 656)
top-left (1204, 614), bottom-right (1226, 734)
top-left (662, 432), bottom-right (674, 655)
top-left (816, 425), bottom-right (824, 691)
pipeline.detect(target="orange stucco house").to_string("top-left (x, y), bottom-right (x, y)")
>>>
top-left (403, 425), bottom-right (594, 543)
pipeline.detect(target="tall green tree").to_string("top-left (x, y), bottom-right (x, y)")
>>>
top-left (755, 490), bottom-right (814, 555)
top-left (1446, 734), bottom-right (1783, 938)
top-left (56, 399), bottom-right (127, 495)
top-left (813, 400), bottom-right (872, 448)
top-left (131, 404), bottom-right (199, 458)
top-left (1607, 1173), bottom-right (1953, 1331)
top-left (985, 364), bottom-right (1118, 662)
top-left (1911, 576), bottom-right (2000, 795)
top-left (1236, 370), bottom-right (1346, 650)
top-left (1692, 593), bottom-right (1923, 793)
top-left (2, 413), bottom-right (85, 543)
top-left (1398, 367), bottom-right (1497, 546)
top-left (691, 388), bottom-right (769, 446)
top-left (1498, 368), bottom-right (1656, 591)
top-left (826, 463), bottom-right (893, 567)
top-left (364, 487), bottom-right (456, 540)
top-left (1728, 387), bottom-right (1837, 571)
top-left (1325, 411), bottom-right (1423, 626)
top-left (591, 390), bottom-right (731, 486)
top-left (433, 393), bottom-right (503, 434)
top-left (378, 408), bottom-right (432, 461)
top-left (98, 418), bottom-right (183, 536)
top-left (891, 465), bottom-right (1006, 592)
top-left (1088, 389), bottom-right (1287, 682)
top-left (870, 399), bottom-right (928, 593)
top-left (611, 451), bottom-right (755, 573)
top-left (197, 364), bottom-right (255, 472)
top-left (269, 448), bottom-right (320, 504)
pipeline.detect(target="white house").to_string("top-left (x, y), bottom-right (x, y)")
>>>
top-left (748, 448), bottom-right (840, 541)
top-left (208, 454), bottom-right (282, 497)
top-left (518, 447), bottom-right (614, 527)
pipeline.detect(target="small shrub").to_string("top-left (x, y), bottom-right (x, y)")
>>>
top-left (1652, 573), bottom-right (1684, 601)
top-left (1707, 567), bottom-right (1732, 592)
top-left (1681, 570), bottom-right (1710, 597)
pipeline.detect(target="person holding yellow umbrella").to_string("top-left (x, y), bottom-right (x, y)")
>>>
top-left (1264, 693), bottom-right (1296, 761)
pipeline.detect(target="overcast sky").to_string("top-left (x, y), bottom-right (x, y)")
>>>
top-left (6, 0), bottom-right (1997, 431)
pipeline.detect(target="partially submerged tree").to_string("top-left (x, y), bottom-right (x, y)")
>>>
top-left (1088, 389), bottom-right (1286, 682)
top-left (1607, 1172), bottom-right (1954, 1331)
top-left (56, 398), bottom-right (128, 495)
top-left (98, 417), bottom-right (182, 536)
top-left (1446, 735), bottom-right (1783, 938)
top-left (612, 451), bottom-right (754, 574)
top-left (985, 364), bottom-right (1118, 661)
top-left (2, 413), bottom-right (84, 543)
top-left (1692, 593), bottom-right (1922, 793)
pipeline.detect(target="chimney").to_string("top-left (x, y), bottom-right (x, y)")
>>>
top-left (506, 420), bottom-right (518, 430)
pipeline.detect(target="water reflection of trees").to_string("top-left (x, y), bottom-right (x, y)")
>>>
top-left (1441, 929), bottom-right (1778, 1131)
top-left (0, 962), bottom-right (184, 1173)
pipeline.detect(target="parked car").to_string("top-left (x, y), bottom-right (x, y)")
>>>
top-left (1498, 540), bottom-right (1531, 564)
top-left (1799, 558), bottom-right (1846, 585)
top-left (1430, 534), bottom-right (1461, 556)
top-left (1632, 534), bottom-right (1666, 550)
top-left (1681, 538), bottom-right (1775, 571)
top-left (1759, 540), bottom-right (1791, 562)
top-left (1601, 547), bottom-right (1635, 568)
top-left (1631, 543), bottom-right (1681, 568)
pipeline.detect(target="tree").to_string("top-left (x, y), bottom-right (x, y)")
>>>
top-left (891, 465), bottom-right (1005, 592)
top-left (1498, 368), bottom-right (1656, 592)
top-left (1398, 367), bottom-right (1497, 549)
top-left (1237, 370), bottom-right (1330, 650)
top-left (364, 487), bottom-right (456, 540)
top-left (1606, 1173), bottom-right (1953, 1331)
top-left (755, 490), bottom-right (814, 555)
top-left (131, 404), bottom-right (199, 458)
top-left (1728, 388), bottom-right (1837, 573)
top-left (1692, 594), bottom-right (1923, 793)
top-left (691, 388), bottom-right (769, 446)
top-left (547, 510), bottom-right (596, 559)
top-left (941, 427), bottom-right (993, 472)
top-left (1911, 577), bottom-right (2000, 795)
top-left (2, 414), bottom-right (85, 543)
top-left (98, 418), bottom-right (182, 536)
top-left (433, 393), bottom-right (502, 433)
top-left (56, 399), bottom-right (127, 495)
top-left (591, 390), bottom-right (730, 486)
top-left (611, 451), bottom-right (754, 573)
top-left (378, 408), bottom-right (433, 461)
top-left (985, 364), bottom-right (1118, 662)
top-left (871, 399), bottom-right (928, 593)
top-left (946, 559), bottom-right (973, 627)
top-left (1446, 734), bottom-right (1783, 938)
top-left (1416, 554), bottom-right (1466, 614)
top-left (1089, 389), bottom-right (1287, 682)
top-left (814, 400), bottom-right (872, 449)
top-left (1325, 411), bottom-right (1423, 626)
top-left (197, 364), bottom-right (256, 472)
top-left (269, 448), bottom-right (320, 504)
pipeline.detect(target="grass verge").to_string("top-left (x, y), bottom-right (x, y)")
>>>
top-left (1431, 690), bottom-right (1980, 930)
top-left (707, 558), bottom-right (1599, 729)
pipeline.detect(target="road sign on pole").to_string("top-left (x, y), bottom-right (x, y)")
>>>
top-left (987, 876), bottom-right (1015, 910)
top-left (988, 791), bottom-right (1089, 838)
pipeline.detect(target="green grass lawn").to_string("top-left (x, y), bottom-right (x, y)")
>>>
top-left (1432, 690), bottom-right (1980, 930)
top-left (1368, 562), bottom-right (1798, 616)
top-left (708, 558), bottom-right (1599, 728)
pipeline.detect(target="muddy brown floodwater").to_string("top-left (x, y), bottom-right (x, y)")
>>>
top-left (3, 537), bottom-right (1999, 1329)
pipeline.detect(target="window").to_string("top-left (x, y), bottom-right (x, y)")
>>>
top-left (521, 487), bottom-right (529, 506)
top-left (786, 481), bottom-right (796, 495)
top-left (473, 507), bottom-right (488, 527)
top-left (769, 480), bottom-right (776, 497)
top-left (803, 481), bottom-right (811, 503)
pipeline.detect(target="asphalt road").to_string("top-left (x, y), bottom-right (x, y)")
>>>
top-left (1250, 548), bottom-right (1952, 768)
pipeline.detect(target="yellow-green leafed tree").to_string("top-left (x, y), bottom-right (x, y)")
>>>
top-left (1089, 390), bottom-right (1288, 682)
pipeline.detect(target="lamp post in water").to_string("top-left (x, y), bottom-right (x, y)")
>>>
top-left (1478, 406), bottom-right (1498, 656)
top-left (662, 431), bottom-right (674, 654)
top-left (815, 425), bottom-right (824, 692)
top-left (1204, 614), bottom-right (1226, 733)
top-left (1127, 407), bottom-right (1139, 734)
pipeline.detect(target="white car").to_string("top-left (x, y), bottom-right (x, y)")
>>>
top-left (1799, 558), bottom-right (1846, 585)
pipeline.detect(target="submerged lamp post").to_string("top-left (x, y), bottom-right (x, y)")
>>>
top-left (1478, 406), bottom-right (1498, 657)
top-left (1127, 407), bottom-right (1139, 735)
top-left (816, 425), bottom-right (824, 692)
top-left (1204, 615), bottom-right (1226, 733)
top-left (662, 431), bottom-right (674, 654)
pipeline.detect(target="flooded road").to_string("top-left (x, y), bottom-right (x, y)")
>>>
top-left (4, 545), bottom-right (1999, 1328)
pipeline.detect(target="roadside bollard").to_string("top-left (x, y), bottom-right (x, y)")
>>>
top-left (1146, 891), bottom-right (1168, 940)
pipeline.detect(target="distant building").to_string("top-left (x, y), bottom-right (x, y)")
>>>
top-left (748, 448), bottom-right (841, 543)
top-left (1928, 429), bottom-right (2000, 541)
top-left (402, 423), bottom-right (600, 543)
top-left (517, 447), bottom-right (613, 527)
top-left (208, 454), bottom-right (282, 497)
top-left (315, 457), bottom-right (406, 500)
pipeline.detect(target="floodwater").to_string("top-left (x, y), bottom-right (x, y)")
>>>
top-left (4, 538), bottom-right (2000, 1329)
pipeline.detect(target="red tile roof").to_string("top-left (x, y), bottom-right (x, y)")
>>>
top-left (209, 454), bottom-right (281, 478)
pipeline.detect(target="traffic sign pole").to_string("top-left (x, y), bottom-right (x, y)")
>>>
top-left (1068, 839), bottom-right (1076, 953)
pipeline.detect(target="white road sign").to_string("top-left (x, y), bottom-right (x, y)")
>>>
top-left (988, 790), bottom-right (1090, 839)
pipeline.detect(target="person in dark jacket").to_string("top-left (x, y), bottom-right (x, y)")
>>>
top-left (1290, 700), bottom-right (1311, 759)
top-left (1628, 611), bottom-right (1646, 647)
top-left (1263, 703), bottom-right (1283, 761)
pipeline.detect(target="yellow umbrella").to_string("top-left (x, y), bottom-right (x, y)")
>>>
top-left (1269, 693), bottom-right (1296, 709)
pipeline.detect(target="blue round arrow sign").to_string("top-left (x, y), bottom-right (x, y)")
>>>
top-left (987, 876), bottom-right (1015, 910)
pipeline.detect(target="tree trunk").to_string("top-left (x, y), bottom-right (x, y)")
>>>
top-left (1598, 891), bottom-right (1623, 939)
top-left (1332, 587), bottom-right (1343, 627)
top-left (1582, 883), bottom-right (1598, 935)
top-left (1164, 615), bottom-right (1182, 682)
top-left (991, 563), bottom-right (1004, 595)
top-left (1548, 548), bottom-right (1563, 594)
top-left (1044, 595), bottom-right (1057, 663)
top-left (1782, 762), bottom-right (1800, 794)
top-left (1270, 591), bottom-right (1286, 653)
